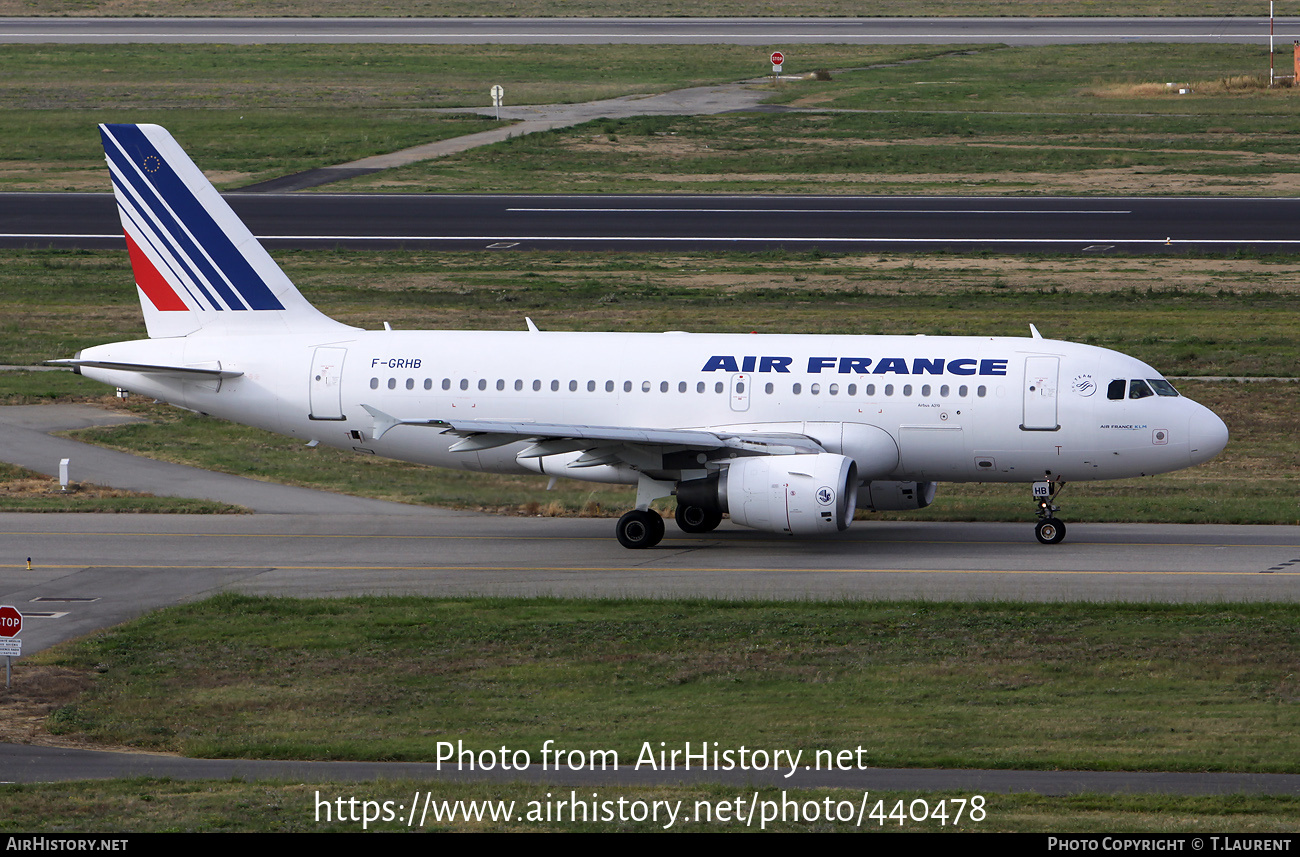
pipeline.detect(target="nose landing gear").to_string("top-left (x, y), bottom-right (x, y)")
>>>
top-left (1032, 478), bottom-right (1067, 545)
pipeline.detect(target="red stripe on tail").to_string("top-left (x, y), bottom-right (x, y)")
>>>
top-left (124, 231), bottom-right (189, 311)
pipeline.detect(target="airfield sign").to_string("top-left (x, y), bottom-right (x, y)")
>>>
top-left (0, 605), bottom-right (20, 637)
top-left (771, 51), bottom-right (784, 73)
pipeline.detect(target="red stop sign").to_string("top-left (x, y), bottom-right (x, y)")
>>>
top-left (0, 605), bottom-right (21, 638)
top-left (771, 52), bottom-right (785, 66)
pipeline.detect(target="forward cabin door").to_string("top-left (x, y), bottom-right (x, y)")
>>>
top-left (309, 346), bottom-right (347, 421)
top-left (1021, 356), bottom-right (1060, 431)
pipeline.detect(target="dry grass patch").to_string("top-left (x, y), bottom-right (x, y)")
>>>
top-left (1082, 76), bottom-right (1292, 98)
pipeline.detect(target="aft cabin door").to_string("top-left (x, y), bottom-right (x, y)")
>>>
top-left (1021, 356), bottom-right (1059, 431)
top-left (309, 346), bottom-right (347, 421)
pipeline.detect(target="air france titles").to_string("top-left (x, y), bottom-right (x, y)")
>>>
top-left (701, 356), bottom-right (1008, 376)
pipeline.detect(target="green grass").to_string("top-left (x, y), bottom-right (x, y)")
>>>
top-left (10, 44), bottom-right (1300, 194)
top-left (32, 596), bottom-right (1300, 774)
top-left (0, 0), bottom-right (1279, 18)
top-left (328, 43), bottom-right (1300, 196)
top-left (0, 43), bottom-right (938, 190)
top-left (1, 779), bottom-right (1297, 832)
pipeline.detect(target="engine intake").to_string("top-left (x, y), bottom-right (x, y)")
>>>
top-left (677, 453), bottom-right (859, 535)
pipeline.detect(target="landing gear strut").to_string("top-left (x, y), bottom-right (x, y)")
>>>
top-left (1032, 479), bottom-right (1067, 545)
top-left (616, 508), bottom-right (665, 549)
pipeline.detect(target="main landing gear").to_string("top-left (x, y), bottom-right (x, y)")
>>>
top-left (616, 508), bottom-right (665, 549)
top-left (1032, 478), bottom-right (1067, 545)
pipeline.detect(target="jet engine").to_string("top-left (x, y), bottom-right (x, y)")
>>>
top-left (857, 480), bottom-right (937, 511)
top-left (677, 453), bottom-right (858, 535)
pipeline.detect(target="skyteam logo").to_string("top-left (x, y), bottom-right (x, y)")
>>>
top-left (817, 486), bottom-right (835, 506)
top-left (101, 124), bottom-right (285, 314)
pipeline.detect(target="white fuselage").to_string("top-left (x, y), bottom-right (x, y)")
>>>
top-left (77, 328), bottom-right (1228, 488)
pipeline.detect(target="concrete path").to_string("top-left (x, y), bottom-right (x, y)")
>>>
top-left (0, 403), bottom-right (471, 517)
top-left (236, 82), bottom-right (774, 191)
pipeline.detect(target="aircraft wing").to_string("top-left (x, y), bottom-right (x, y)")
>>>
top-left (361, 405), bottom-right (825, 457)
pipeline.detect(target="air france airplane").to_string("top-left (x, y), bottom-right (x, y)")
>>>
top-left (55, 124), bottom-right (1229, 548)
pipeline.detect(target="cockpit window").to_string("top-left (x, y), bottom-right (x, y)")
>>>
top-left (1107, 379), bottom-right (1126, 400)
top-left (1128, 379), bottom-right (1154, 399)
top-left (1147, 378), bottom-right (1180, 397)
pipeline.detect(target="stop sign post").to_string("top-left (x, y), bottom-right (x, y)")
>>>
top-left (0, 605), bottom-right (19, 688)
top-left (771, 51), bottom-right (784, 74)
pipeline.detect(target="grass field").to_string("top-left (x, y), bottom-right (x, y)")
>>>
top-left (2, 779), bottom-right (1296, 832)
top-left (0, 43), bottom-right (934, 190)
top-left (9, 43), bottom-right (1300, 194)
top-left (0, 0), bottom-right (1278, 18)
top-left (334, 43), bottom-right (1300, 196)
top-left (20, 596), bottom-right (1300, 774)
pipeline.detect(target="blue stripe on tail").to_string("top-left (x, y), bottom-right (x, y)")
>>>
top-left (101, 124), bottom-right (285, 312)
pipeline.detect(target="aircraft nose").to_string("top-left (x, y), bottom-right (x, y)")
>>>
top-left (1187, 405), bottom-right (1229, 466)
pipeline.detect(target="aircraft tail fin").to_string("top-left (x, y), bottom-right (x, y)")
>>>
top-left (99, 123), bottom-right (354, 339)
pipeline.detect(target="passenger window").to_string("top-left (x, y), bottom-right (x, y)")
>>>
top-left (533, 380), bottom-right (542, 391)
top-left (1129, 379), bottom-right (1154, 399)
top-left (958, 385), bottom-right (968, 397)
top-left (406, 378), bottom-right (414, 390)
top-left (1107, 379), bottom-right (1126, 400)
top-left (847, 384), bottom-right (857, 396)
top-left (551, 380), bottom-right (560, 392)
top-left (940, 384), bottom-right (949, 397)
top-left (606, 380), bottom-right (615, 392)
top-left (697, 381), bottom-right (706, 393)
top-left (903, 384), bottom-right (913, 397)
top-left (369, 377), bottom-right (378, 389)
top-left (424, 379), bottom-right (433, 390)
top-left (810, 383), bottom-right (820, 395)
top-left (792, 383), bottom-right (802, 395)
top-left (678, 381), bottom-right (687, 393)
top-left (829, 383), bottom-right (839, 396)
top-left (387, 378), bottom-right (396, 390)
top-left (442, 378), bottom-right (451, 390)
top-left (884, 384), bottom-right (894, 396)
top-left (623, 381), bottom-right (632, 393)
top-left (715, 382), bottom-right (724, 394)
top-left (515, 379), bottom-right (523, 391)
top-left (660, 381), bottom-right (669, 393)
top-left (977, 385), bottom-right (987, 398)
top-left (478, 379), bottom-right (487, 391)
top-left (497, 379), bottom-right (505, 391)
top-left (459, 379), bottom-right (469, 391)
top-left (586, 380), bottom-right (596, 392)
top-left (866, 384), bottom-right (876, 396)
top-left (765, 382), bottom-right (774, 394)
top-left (642, 381), bottom-right (651, 393)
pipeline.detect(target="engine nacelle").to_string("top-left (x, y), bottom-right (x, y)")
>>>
top-left (857, 480), bottom-right (937, 511)
top-left (678, 453), bottom-right (858, 535)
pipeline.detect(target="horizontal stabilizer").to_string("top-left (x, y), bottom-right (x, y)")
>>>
top-left (47, 358), bottom-right (243, 379)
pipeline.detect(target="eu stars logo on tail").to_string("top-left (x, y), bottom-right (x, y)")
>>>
top-left (54, 124), bottom-right (1229, 549)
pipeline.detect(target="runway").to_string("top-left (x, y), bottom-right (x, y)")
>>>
top-left (1, 16), bottom-right (1297, 46)
top-left (9, 193), bottom-right (1300, 254)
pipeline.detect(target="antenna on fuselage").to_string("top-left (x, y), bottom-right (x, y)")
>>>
top-left (1030, 324), bottom-right (1043, 339)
